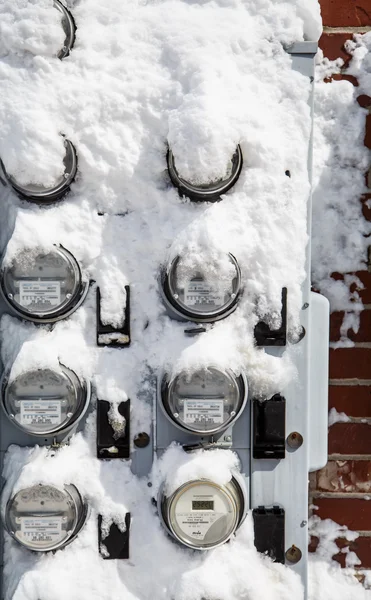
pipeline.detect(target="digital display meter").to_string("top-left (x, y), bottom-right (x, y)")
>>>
top-left (0, 246), bottom-right (88, 323)
top-left (167, 145), bottom-right (243, 202)
top-left (4, 484), bottom-right (87, 552)
top-left (162, 253), bottom-right (241, 323)
top-left (159, 475), bottom-right (246, 549)
top-left (161, 367), bottom-right (247, 435)
top-left (0, 139), bottom-right (77, 203)
top-left (1, 364), bottom-right (90, 436)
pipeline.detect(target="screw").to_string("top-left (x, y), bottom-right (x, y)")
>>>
top-left (64, 172), bottom-right (70, 179)
top-left (66, 412), bottom-right (73, 418)
top-left (224, 436), bottom-right (232, 442)
top-left (66, 293), bottom-right (72, 299)
top-left (231, 293), bottom-right (236, 299)
top-left (302, 302), bottom-right (309, 310)
top-left (287, 432), bottom-right (303, 450)
top-left (147, 482), bottom-right (152, 488)
top-left (230, 411), bottom-right (236, 417)
top-left (173, 294), bottom-right (179, 299)
top-left (9, 414), bottom-right (15, 419)
top-left (7, 293), bottom-right (13, 300)
top-left (173, 413), bottom-right (179, 418)
top-left (285, 545), bottom-right (302, 564)
top-left (134, 432), bottom-right (150, 448)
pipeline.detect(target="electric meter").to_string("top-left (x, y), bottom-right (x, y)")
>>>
top-left (161, 368), bottom-right (247, 435)
top-left (1, 365), bottom-right (90, 437)
top-left (167, 145), bottom-right (243, 202)
top-left (4, 484), bottom-right (87, 552)
top-left (0, 246), bottom-right (88, 323)
top-left (159, 474), bottom-right (247, 550)
top-left (0, 139), bottom-right (77, 203)
top-left (162, 253), bottom-right (241, 323)
top-left (54, 0), bottom-right (76, 60)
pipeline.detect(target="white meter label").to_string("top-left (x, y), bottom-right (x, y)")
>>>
top-left (20, 400), bottom-right (62, 425)
top-left (185, 281), bottom-right (224, 307)
top-left (183, 399), bottom-right (224, 424)
top-left (19, 281), bottom-right (61, 308)
top-left (20, 517), bottom-right (63, 543)
top-left (177, 511), bottom-right (224, 541)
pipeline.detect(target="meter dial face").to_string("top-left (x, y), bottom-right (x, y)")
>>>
top-left (162, 478), bottom-right (243, 550)
top-left (2, 139), bottom-right (77, 203)
top-left (5, 484), bottom-right (85, 552)
top-left (1, 246), bottom-right (85, 323)
top-left (162, 368), bottom-right (247, 434)
top-left (3, 365), bottom-right (89, 436)
top-left (167, 145), bottom-right (243, 202)
top-left (164, 254), bottom-right (241, 322)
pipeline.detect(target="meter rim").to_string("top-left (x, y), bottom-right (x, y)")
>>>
top-left (158, 473), bottom-right (247, 550)
top-left (159, 368), bottom-right (248, 436)
top-left (54, 0), bottom-right (76, 60)
top-left (161, 253), bottom-right (242, 323)
top-left (3, 483), bottom-right (88, 553)
top-left (0, 245), bottom-right (89, 324)
top-left (0, 363), bottom-right (91, 437)
top-left (0, 139), bottom-right (77, 204)
top-left (167, 145), bottom-right (243, 202)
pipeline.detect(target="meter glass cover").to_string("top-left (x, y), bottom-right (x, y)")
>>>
top-left (164, 367), bottom-right (245, 434)
top-left (166, 254), bottom-right (240, 319)
top-left (167, 480), bottom-right (240, 549)
top-left (2, 247), bottom-right (82, 319)
top-left (6, 485), bottom-right (80, 551)
top-left (3, 365), bottom-right (86, 435)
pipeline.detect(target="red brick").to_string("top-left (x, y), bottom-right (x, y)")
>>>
top-left (328, 73), bottom-right (359, 87)
top-left (355, 271), bottom-right (371, 304)
top-left (362, 195), bottom-right (371, 222)
top-left (330, 310), bottom-right (371, 342)
top-left (315, 498), bottom-right (371, 529)
top-left (365, 115), bottom-right (371, 150)
top-left (319, 0), bottom-right (371, 27)
top-left (329, 385), bottom-right (371, 417)
top-left (329, 423), bottom-right (371, 455)
top-left (357, 95), bottom-right (371, 109)
top-left (330, 348), bottom-right (371, 379)
top-left (317, 460), bottom-right (371, 492)
top-left (334, 536), bottom-right (371, 568)
top-left (319, 32), bottom-right (353, 64)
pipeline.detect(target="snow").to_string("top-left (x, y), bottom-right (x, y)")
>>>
top-left (0, 0), bottom-right (368, 599)
top-left (328, 407), bottom-right (350, 427)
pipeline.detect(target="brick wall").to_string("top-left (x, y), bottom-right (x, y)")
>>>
top-left (310, 0), bottom-right (371, 573)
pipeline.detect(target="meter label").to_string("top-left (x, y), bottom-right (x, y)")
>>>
top-left (19, 281), bottom-right (61, 308)
top-left (183, 399), bottom-right (224, 424)
top-left (20, 517), bottom-right (63, 543)
top-left (177, 510), bottom-right (224, 540)
top-left (20, 400), bottom-right (62, 425)
top-left (184, 281), bottom-right (224, 307)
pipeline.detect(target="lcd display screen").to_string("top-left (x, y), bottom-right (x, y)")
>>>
top-left (192, 500), bottom-right (214, 510)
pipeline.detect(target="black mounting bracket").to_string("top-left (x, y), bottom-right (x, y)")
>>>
top-left (253, 394), bottom-right (286, 459)
top-left (96, 285), bottom-right (131, 348)
top-left (96, 399), bottom-right (130, 459)
top-left (253, 506), bottom-right (285, 563)
top-left (98, 512), bottom-right (131, 559)
top-left (254, 288), bottom-right (287, 346)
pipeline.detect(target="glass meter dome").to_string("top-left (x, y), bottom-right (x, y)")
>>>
top-left (0, 246), bottom-right (88, 323)
top-left (4, 484), bottom-right (87, 552)
top-left (167, 145), bottom-right (243, 202)
top-left (162, 253), bottom-right (241, 323)
top-left (161, 367), bottom-right (247, 435)
top-left (0, 139), bottom-right (77, 203)
top-left (1, 364), bottom-right (90, 436)
top-left (54, 0), bottom-right (76, 60)
top-left (159, 475), bottom-right (246, 550)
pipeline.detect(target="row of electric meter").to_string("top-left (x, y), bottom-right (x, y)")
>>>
top-left (0, 245), bottom-right (244, 325)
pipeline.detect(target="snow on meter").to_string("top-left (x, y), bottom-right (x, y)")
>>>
top-left (1, 365), bottom-right (91, 437)
top-left (0, 246), bottom-right (88, 323)
top-left (0, 139), bottom-right (77, 204)
top-left (161, 253), bottom-right (241, 323)
top-left (167, 145), bottom-right (243, 202)
top-left (3, 484), bottom-right (87, 552)
top-left (158, 474), bottom-right (247, 549)
top-left (160, 367), bottom-right (247, 435)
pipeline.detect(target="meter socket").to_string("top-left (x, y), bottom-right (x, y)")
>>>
top-left (3, 483), bottom-right (87, 552)
top-left (1, 364), bottom-right (91, 437)
top-left (0, 245), bottom-right (88, 323)
top-left (161, 253), bottom-right (242, 323)
top-left (160, 367), bottom-right (247, 435)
